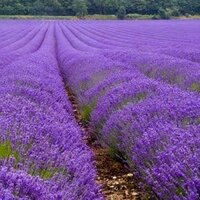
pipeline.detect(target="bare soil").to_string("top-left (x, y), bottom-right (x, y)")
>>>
top-left (66, 86), bottom-right (157, 200)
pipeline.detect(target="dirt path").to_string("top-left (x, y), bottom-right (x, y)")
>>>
top-left (66, 86), bottom-right (156, 200)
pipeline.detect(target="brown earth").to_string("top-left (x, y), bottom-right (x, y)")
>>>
top-left (66, 86), bottom-right (157, 200)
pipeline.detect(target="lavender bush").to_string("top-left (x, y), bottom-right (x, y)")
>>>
top-left (0, 21), bottom-right (102, 200)
top-left (1, 19), bottom-right (200, 199)
top-left (56, 20), bottom-right (200, 199)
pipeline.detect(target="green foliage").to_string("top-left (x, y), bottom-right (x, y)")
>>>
top-left (107, 136), bottom-right (127, 161)
top-left (127, 13), bottom-right (154, 19)
top-left (108, 146), bottom-right (117, 159)
top-left (158, 8), bottom-right (170, 19)
top-left (170, 8), bottom-right (181, 16)
top-left (176, 186), bottom-right (186, 196)
top-left (72, 0), bottom-right (87, 17)
top-left (40, 169), bottom-right (55, 179)
top-left (86, 14), bottom-right (116, 19)
top-left (117, 6), bottom-right (126, 19)
top-left (38, 168), bottom-right (59, 179)
top-left (107, 135), bottom-right (119, 159)
top-left (152, 14), bottom-right (160, 19)
top-left (80, 105), bottom-right (92, 123)
top-left (191, 83), bottom-right (200, 92)
top-left (0, 0), bottom-right (199, 16)
top-left (31, 167), bottom-right (67, 179)
top-left (0, 141), bottom-right (11, 159)
top-left (135, 92), bottom-right (147, 102)
top-left (0, 141), bottom-right (19, 162)
top-left (185, 13), bottom-right (190, 17)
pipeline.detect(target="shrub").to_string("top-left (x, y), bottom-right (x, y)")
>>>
top-left (151, 15), bottom-right (160, 19)
top-left (185, 13), bottom-right (190, 17)
top-left (158, 8), bottom-right (170, 19)
top-left (72, 0), bottom-right (88, 18)
top-left (117, 6), bottom-right (126, 20)
top-left (171, 8), bottom-right (180, 17)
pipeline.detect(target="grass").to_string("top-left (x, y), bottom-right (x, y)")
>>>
top-left (86, 14), bottom-right (116, 20)
top-left (191, 83), bottom-right (200, 92)
top-left (0, 14), bottom-right (116, 20)
top-left (178, 15), bottom-right (200, 19)
top-left (0, 15), bottom-right (77, 20)
top-left (80, 105), bottom-right (92, 123)
top-left (126, 13), bottom-right (156, 19)
top-left (0, 141), bottom-right (19, 162)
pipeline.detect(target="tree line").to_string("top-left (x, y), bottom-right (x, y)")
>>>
top-left (0, 0), bottom-right (199, 18)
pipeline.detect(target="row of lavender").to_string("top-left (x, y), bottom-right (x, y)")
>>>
top-left (57, 20), bottom-right (200, 200)
top-left (59, 20), bottom-right (200, 93)
top-left (0, 21), bottom-right (102, 199)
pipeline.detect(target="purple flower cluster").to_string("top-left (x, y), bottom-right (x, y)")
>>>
top-left (56, 20), bottom-right (200, 199)
top-left (1, 19), bottom-right (200, 199)
top-left (0, 21), bottom-right (102, 199)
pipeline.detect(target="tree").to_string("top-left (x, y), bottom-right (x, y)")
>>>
top-left (104, 0), bottom-right (118, 14)
top-left (0, 0), bottom-right (200, 17)
top-left (72, 0), bottom-right (88, 17)
top-left (15, 3), bottom-right (26, 15)
top-left (59, 0), bottom-right (74, 15)
top-left (158, 8), bottom-right (170, 19)
top-left (117, 6), bottom-right (126, 19)
top-left (46, 0), bottom-right (63, 15)
top-left (31, 0), bottom-right (46, 15)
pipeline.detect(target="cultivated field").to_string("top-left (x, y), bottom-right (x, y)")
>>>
top-left (0, 20), bottom-right (200, 199)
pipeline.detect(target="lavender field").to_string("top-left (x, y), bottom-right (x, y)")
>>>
top-left (0, 19), bottom-right (200, 200)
